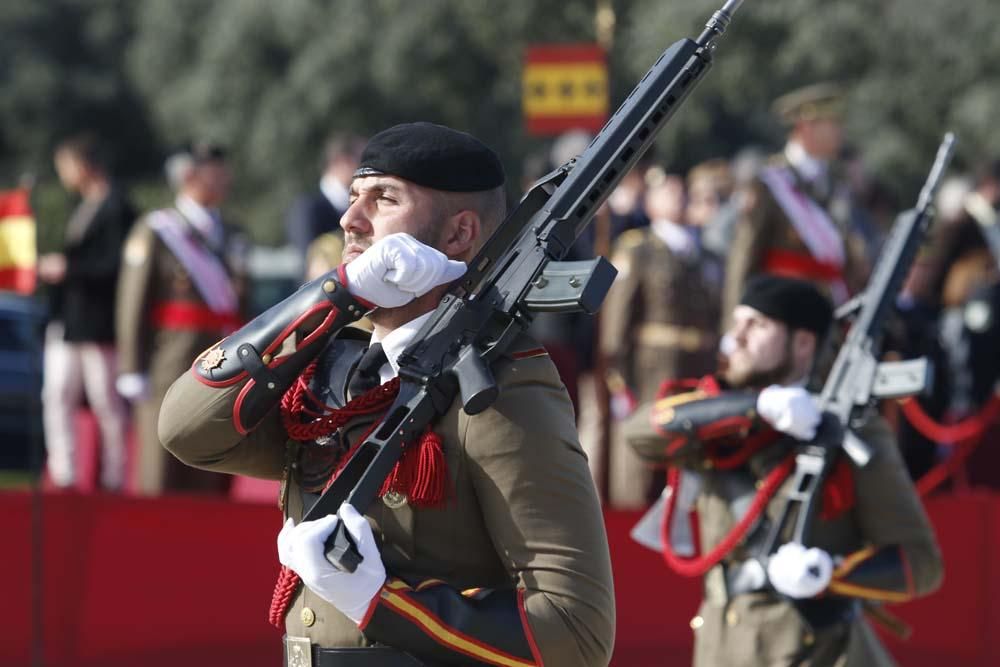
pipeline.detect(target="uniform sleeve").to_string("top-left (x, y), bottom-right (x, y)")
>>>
top-left (159, 267), bottom-right (372, 480)
top-left (115, 221), bottom-right (157, 376)
top-left (721, 181), bottom-right (776, 330)
top-left (360, 353), bottom-right (615, 667)
top-left (829, 417), bottom-right (943, 600)
top-left (620, 387), bottom-right (759, 465)
top-left (159, 371), bottom-right (287, 480)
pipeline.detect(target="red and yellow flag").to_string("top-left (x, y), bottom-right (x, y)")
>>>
top-left (0, 188), bottom-right (36, 294)
top-left (522, 44), bottom-right (609, 136)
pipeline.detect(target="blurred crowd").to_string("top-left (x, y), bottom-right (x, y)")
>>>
top-left (3, 81), bottom-right (999, 506)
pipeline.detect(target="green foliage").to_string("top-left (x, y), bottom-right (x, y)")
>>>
top-left (2, 0), bottom-right (999, 241)
top-left (620, 0), bottom-right (1000, 199)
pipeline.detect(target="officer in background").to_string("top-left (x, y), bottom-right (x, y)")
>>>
top-left (601, 169), bottom-right (721, 508)
top-left (116, 142), bottom-right (248, 495)
top-left (287, 133), bottom-right (366, 279)
top-left (722, 83), bottom-right (869, 328)
top-left (624, 275), bottom-right (942, 666)
top-left (158, 123), bottom-right (615, 666)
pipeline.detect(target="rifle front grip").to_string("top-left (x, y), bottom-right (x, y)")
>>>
top-left (323, 520), bottom-right (363, 573)
top-left (454, 346), bottom-right (498, 415)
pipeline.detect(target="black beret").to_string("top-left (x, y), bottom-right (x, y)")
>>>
top-left (354, 122), bottom-right (505, 192)
top-left (740, 275), bottom-right (833, 337)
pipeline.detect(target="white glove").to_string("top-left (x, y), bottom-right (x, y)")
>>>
top-left (756, 385), bottom-right (821, 440)
top-left (277, 503), bottom-right (386, 624)
top-left (767, 542), bottom-right (834, 599)
top-left (116, 373), bottom-right (149, 401)
top-left (344, 233), bottom-right (466, 308)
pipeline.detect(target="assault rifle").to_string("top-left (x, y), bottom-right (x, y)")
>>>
top-left (303, 0), bottom-right (748, 571)
top-left (760, 133), bottom-right (956, 554)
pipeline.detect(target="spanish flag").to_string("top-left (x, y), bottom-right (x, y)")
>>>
top-left (0, 188), bottom-right (36, 294)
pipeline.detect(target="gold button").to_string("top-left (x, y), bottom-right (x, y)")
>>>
top-left (804, 632), bottom-right (815, 646)
top-left (689, 615), bottom-right (704, 630)
top-left (322, 280), bottom-right (336, 293)
top-left (262, 353), bottom-right (273, 365)
top-left (301, 607), bottom-right (316, 627)
top-left (725, 609), bottom-right (739, 627)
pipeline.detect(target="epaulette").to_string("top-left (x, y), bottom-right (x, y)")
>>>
top-left (615, 228), bottom-right (646, 252)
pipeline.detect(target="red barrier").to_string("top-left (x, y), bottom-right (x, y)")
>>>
top-left (2, 489), bottom-right (998, 666)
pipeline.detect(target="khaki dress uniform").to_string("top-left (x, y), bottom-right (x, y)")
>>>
top-left (601, 227), bottom-right (721, 507)
top-left (116, 207), bottom-right (248, 494)
top-left (157, 281), bottom-right (616, 666)
top-left (722, 157), bottom-right (867, 330)
top-left (623, 383), bottom-right (943, 667)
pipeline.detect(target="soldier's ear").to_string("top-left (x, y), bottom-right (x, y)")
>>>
top-left (791, 329), bottom-right (818, 368)
top-left (440, 209), bottom-right (480, 261)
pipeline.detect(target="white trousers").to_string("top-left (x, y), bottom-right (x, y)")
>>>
top-left (42, 322), bottom-right (128, 490)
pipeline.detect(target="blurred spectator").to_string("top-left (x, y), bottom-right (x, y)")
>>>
top-left (684, 158), bottom-right (733, 231)
top-left (39, 134), bottom-right (135, 491)
top-left (701, 146), bottom-right (764, 258)
top-left (922, 159), bottom-right (1000, 309)
top-left (600, 170), bottom-right (721, 508)
top-left (286, 133), bottom-right (366, 277)
top-left (115, 142), bottom-right (249, 495)
top-left (722, 83), bottom-right (869, 328)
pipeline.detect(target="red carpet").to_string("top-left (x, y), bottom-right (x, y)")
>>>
top-left (3, 488), bottom-right (999, 666)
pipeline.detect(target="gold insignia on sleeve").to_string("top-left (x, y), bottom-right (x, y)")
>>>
top-left (200, 346), bottom-right (227, 372)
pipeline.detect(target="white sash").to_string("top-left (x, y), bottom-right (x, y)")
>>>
top-left (148, 209), bottom-right (238, 314)
top-left (759, 165), bottom-right (845, 267)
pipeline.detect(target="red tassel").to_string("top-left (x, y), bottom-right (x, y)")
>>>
top-left (820, 458), bottom-right (856, 520)
top-left (410, 430), bottom-right (447, 506)
top-left (378, 428), bottom-right (448, 507)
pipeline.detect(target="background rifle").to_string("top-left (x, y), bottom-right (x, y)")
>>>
top-left (303, 0), bottom-right (747, 571)
top-left (761, 132), bottom-right (956, 554)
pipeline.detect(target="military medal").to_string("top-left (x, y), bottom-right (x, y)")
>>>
top-left (200, 345), bottom-right (226, 372)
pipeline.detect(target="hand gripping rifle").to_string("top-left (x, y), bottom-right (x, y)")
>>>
top-left (303, 0), bottom-right (748, 571)
top-left (760, 133), bottom-right (956, 555)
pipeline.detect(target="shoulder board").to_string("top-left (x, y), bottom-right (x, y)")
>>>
top-left (615, 228), bottom-right (646, 251)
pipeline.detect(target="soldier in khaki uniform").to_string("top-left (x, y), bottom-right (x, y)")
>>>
top-left (158, 123), bottom-right (615, 667)
top-left (723, 83), bottom-right (869, 329)
top-left (116, 143), bottom-right (248, 495)
top-left (602, 171), bottom-right (722, 507)
top-left (623, 276), bottom-right (942, 667)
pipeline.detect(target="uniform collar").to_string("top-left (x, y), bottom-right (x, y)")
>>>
top-left (176, 194), bottom-right (224, 249)
top-left (369, 310), bottom-right (435, 384)
top-left (650, 218), bottom-right (697, 259)
top-left (784, 140), bottom-right (828, 186)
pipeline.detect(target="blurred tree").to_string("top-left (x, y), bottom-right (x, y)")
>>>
top-left (620, 0), bottom-right (1000, 201)
top-left (125, 0), bottom-right (599, 244)
top-left (3, 0), bottom-right (1000, 244)
top-left (0, 1), bottom-right (156, 185)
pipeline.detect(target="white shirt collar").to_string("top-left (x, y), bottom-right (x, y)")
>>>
top-left (784, 140), bottom-right (828, 185)
top-left (176, 194), bottom-right (222, 247)
top-left (369, 311), bottom-right (435, 384)
top-left (320, 174), bottom-right (351, 212)
top-left (650, 218), bottom-right (697, 259)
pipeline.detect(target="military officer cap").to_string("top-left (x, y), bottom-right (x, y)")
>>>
top-left (165, 141), bottom-right (227, 189)
top-left (354, 122), bottom-right (505, 192)
top-left (740, 274), bottom-right (833, 338)
top-left (772, 82), bottom-right (846, 125)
